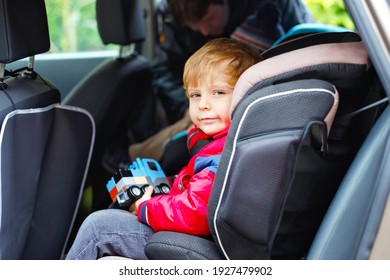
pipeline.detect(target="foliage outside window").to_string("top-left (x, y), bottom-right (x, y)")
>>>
top-left (46, 0), bottom-right (113, 53)
top-left (303, 0), bottom-right (355, 30)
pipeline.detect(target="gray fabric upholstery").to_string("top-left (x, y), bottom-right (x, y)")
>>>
top-left (0, 75), bottom-right (60, 124)
top-left (146, 231), bottom-right (223, 260)
top-left (209, 80), bottom-right (337, 259)
top-left (0, 105), bottom-right (94, 259)
top-left (96, 0), bottom-right (146, 45)
top-left (0, 0), bottom-right (49, 63)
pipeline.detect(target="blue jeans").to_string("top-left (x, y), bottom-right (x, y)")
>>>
top-left (65, 209), bottom-right (155, 260)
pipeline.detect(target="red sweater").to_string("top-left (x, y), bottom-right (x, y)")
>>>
top-left (137, 127), bottom-right (228, 236)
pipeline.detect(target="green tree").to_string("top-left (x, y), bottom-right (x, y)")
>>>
top-left (46, 0), bottom-right (103, 53)
top-left (303, 0), bottom-right (355, 30)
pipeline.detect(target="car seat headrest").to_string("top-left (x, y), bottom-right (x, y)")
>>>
top-left (0, 0), bottom-right (50, 63)
top-left (264, 31), bottom-right (362, 59)
top-left (96, 0), bottom-right (146, 46)
top-left (231, 40), bottom-right (370, 133)
top-left (271, 24), bottom-right (354, 47)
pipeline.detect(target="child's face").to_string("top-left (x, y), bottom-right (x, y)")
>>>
top-left (188, 71), bottom-right (232, 136)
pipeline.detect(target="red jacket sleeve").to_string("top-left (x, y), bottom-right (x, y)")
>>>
top-left (137, 167), bottom-right (215, 236)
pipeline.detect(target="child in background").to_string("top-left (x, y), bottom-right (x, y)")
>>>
top-left (66, 38), bottom-right (262, 259)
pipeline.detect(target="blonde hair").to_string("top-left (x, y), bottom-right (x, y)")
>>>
top-left (183, 38), bottom-right (262, 92)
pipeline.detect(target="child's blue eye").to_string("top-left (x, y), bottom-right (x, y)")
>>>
top-left (190, 93), bottom-right (201, 99)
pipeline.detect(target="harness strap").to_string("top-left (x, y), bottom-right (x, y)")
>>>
top-left (187, 130), bottom-right (213, 157)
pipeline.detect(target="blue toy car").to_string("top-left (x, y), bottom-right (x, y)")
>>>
top-left (106, 158), bottom-right (171, 208)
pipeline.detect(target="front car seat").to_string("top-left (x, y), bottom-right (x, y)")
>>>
top-left (0, 0), bottom-right (95, 259)
top-left (62, 0), bottom-right (153, 211)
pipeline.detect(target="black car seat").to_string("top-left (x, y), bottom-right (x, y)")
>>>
top-left (0, 0), bottom-right (95, 259)
top-left (144, 31), bottom-right (386, 259)
top-left (62, 0), bottom-right (153, 211)
top-left (158, 23), bottom-right (356, 177)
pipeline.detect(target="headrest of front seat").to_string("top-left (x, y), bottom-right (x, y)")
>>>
top-left (96, 0), bottom-right (146, 45)
top-left (0, 0), bottom-right (50, 63)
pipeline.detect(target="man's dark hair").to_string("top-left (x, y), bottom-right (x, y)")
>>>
top-left (169, 0), bottom-right (224, 25)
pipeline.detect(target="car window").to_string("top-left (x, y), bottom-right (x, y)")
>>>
top-left (303, 0), bottom-right (354, 29)
top-left (45, 0), bottom-right (114, 53)
top-left (44, 0), bottom-right (353, 54)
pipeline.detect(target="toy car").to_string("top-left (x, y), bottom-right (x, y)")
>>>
top-left (106, 158), bottom-right (171, 208)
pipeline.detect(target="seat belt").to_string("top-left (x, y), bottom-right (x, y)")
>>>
top-left (334, 96), bottom-right (388, 125)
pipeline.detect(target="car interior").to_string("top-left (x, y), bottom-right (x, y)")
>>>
top-left (0, 0), bottom-right (389, 260)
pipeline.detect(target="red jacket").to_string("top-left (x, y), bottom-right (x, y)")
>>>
top-left (137, 127), bottom-right (229, 236)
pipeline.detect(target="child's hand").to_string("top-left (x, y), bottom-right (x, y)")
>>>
top-left (129, 186), bottom-right (154, 215)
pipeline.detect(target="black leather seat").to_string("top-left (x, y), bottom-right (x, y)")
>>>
top-left (0, 0), bottom-right (95, 259)
top-left (62, 0), bottom-right (153, 211)
top-left (145, 31), bottom-right (385, 260)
